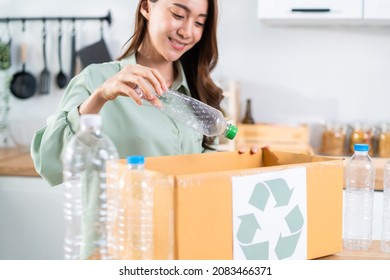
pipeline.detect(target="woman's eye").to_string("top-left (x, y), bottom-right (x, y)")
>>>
top-left (195, 21), bottom-right (205, 27)
top-left (172, 12), bottom-right (184, 19)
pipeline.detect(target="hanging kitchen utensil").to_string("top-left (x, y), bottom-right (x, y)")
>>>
top-left (10, 42), bottom-right (36, 99)
top-left (77, 20), bottom-right (112, 68)
top-left (77, 38), bottom-right (112, 68)
top-left (39, 20), bottom-right (50, 94)
top-left (69, 20), bottom-right (77, 79)
top-left (56, 20), bottom-right (68, 88)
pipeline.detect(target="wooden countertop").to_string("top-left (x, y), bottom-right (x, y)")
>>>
top-left (318, 240), bottom-right (390, 260)
top-left (0, 148), bottom-right (387, 189)
top-left (0, 148), bottom-right (39, 177)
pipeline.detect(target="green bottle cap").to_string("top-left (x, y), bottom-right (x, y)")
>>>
top-left (224, 124), bottom-right (238, 140)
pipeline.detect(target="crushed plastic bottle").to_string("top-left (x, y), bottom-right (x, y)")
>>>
top-left (136, 87), bottom-right (237, 140)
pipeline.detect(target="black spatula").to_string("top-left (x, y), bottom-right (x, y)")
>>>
top-left (39, 21), bottom-right (50, 94)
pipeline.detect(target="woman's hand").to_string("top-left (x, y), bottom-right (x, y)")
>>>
top-left (238, 145), bottom-right (260, 155)
top-left (79, 64), bottom-right (168, 115)
top-left (97, 64), bottom-right (167, 107)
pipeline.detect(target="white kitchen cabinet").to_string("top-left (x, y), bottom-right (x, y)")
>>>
top-left (364, 0), bottom-right (390, 19)
top-left (258, 0), bottom-right (363, 20)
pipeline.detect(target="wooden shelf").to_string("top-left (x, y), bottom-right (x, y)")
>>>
top-left (235, 123), bottom-right (314, 155)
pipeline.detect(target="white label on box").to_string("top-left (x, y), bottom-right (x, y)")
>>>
top-left (232, 167), bottom-right (307, 260)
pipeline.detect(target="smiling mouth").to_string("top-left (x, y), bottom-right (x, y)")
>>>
top-left (169, 37), bottom-right (186, 50)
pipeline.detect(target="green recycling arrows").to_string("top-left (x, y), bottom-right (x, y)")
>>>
top-left (265, 178), bottom-right (294, 207)
top-left (233, 169), bottom-right (307, 260)
top-left (249, 182), bottom-right (270, 211)
top-left (274, 231), bottom-right (302, 259)
top-left (240, 241), bottom-right (269, 260)
top-left (236, 213), bottom-right (261, 244)
top-left (285, 205), bottom-right (304, 233)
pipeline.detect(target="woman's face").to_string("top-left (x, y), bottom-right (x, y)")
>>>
top-left (141, 0), bottom-right (208, 62)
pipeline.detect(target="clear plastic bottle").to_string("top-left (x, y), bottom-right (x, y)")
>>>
top-left (136, 87), bottom-right (237, 140)
top-left (343, 143), bottom-right (375, 250)
top-left (381, 159), bottom-right (390, 253)
top-left (62, 114), bottom-right (119, 260)
top-left (118, 155), bottom-right (154, 260)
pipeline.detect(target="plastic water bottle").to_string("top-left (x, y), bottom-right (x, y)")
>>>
top-left (343, 143), bottom-right (375, 250)
top-left (381, 159), bottom-right (390, 253)
top-left (118, 155), bottom-right (154, 260)
top-left (136, 87), bottom-right (237, 140)
top-left (62, 114), bottom-right (119, 260)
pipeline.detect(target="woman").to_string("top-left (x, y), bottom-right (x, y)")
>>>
top-left (31, 0), bottom-right (259, 260)
top-left (32, 0), bottom-right (219, 186)
top-left (31, 0), bottom-right (254, 187)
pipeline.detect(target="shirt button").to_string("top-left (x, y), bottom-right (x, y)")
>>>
top-left (173, 128), bottom-right (179, 134)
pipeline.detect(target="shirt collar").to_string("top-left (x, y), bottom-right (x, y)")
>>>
top-left (120, 53), bottom-right (190, 96)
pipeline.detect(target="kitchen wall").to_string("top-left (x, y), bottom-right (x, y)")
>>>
top-left (1, 0), bottom-right (390, 148)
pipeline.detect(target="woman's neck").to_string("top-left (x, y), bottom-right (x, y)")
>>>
top-left (136, 49), bottom-right (176, 88)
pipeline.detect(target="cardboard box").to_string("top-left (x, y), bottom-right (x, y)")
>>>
top-left (115, 149), bottom-right (343, 260)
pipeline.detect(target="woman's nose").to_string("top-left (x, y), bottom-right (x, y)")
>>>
top-left (177, 21), bottom-right (192, 38)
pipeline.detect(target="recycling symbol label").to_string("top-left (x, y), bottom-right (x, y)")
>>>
top-left (232, 167), bottom-right (307, 260)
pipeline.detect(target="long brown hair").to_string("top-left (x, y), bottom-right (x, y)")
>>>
top-left (118, 0), bottom-right (223, 149)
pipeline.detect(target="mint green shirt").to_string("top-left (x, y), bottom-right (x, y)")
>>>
top-left (31, 54), bottom-right (208, 187)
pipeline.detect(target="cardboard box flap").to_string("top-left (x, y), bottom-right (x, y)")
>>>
top-left (144, 151), bottom-right (264, 175)
top-left (262, 148), bottom-right (342, 167)
top-left (143, 149), bottom-right (342, 176)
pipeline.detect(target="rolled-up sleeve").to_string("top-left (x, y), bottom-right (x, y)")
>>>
top-left (30, 73), bottom-right (91, 186)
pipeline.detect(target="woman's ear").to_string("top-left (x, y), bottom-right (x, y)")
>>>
top-left (140, 0), bottom-right (150, 20)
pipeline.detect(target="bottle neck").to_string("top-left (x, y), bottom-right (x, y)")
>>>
top-left (128, 163), bottom-right (144, 170)
top-left (81, 125), bottom-right (102, 135)
top-left (352, 150), bottom-right (371, 160)
top-left (354, 150), bottom-right (369, 156)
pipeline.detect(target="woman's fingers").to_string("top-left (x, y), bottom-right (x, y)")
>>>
top-left (97, 64), bottom-right (167, 107)
top-left (122, 64), bottom-right (167, 107)
top-left (145, 68), bottom-right (167, 95)
top-left (126, 65), bottom-right (166, 95)
top-left (238, 146), bottom-right (247, 154)
top-left (250, 145), bottom-right (259, 154)
top-left (238, 145), bottom-right (259, 154)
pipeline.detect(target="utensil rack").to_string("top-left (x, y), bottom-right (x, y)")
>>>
top-left (0, 11), bottom-right (111, 26)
